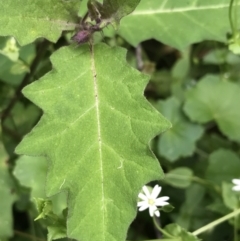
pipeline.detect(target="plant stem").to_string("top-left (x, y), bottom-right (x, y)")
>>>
top-left (191, 176), bottom-right (221, 194)
top-left (234, 212), bottom-right (238, 241)
top-left (136, 44), bottom-right (144, 71)
top-left (229, 0), bottom-right (235, 35)
top-left (192, 208), bottom-right (240, 236)
top-left (14, 230), bottom-right (46, 241)
top-left (195, 148), bottom-right (209, 159)
top-left (153, 216), bottom-right (175, 239)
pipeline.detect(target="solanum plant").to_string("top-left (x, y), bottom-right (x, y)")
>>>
top-left (1, 0), bottom-right (240, 241)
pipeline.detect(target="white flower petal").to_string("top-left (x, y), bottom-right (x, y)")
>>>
top-left (142, 186), bottom-right (151, 198)
top-left (137, 200), bottom-right (147, 207)
top-left (138, 193), bottom-right (148, 201)
top-left (154, 210), bottom-right (160, 217)
top-left (232, 179), bottom-right (240, 185)
top-left (155, 196), bottom-right (170, 206)
top-left (159, 201), bottom-right (169, 206)
top-left (151, 185), bottom-right (161, 199)
top-left (149, 205), bottom-right (157, 217)
top-left (138, 203), bottom-right (149, 211)
top-left (232, 186), bottom-right (240, 191)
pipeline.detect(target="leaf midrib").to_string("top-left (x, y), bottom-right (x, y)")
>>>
top-left (0, 15), bottom-right (77, 29)
top-left (91, 45), bottom-right (106, 238)
top-left (132, 3), bottom-right (236, 15)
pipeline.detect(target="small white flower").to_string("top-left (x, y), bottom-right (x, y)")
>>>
top-left (232, 179), bottom-right (240, 191)
top-left (137, 185), bottom-right (169, 217)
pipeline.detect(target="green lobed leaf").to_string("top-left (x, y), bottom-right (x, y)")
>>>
top-left (0, 0), bottom-right (81, 46)
top-left (15, 43), bottom-right (171, 241)
top-left (0, 128), bottom-right (16, 238)
top-left (183, 75), bottom-right (240, 142)
top-left (156, 97), bottom-right (203, 162)
top-left (118, 0), bottom-right (240, 49)
top-left (205, 149), bottom-right (240, 184)
top-left (164, 167), bottom-right (193, 189)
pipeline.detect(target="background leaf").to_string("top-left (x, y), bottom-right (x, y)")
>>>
top-left (15, 43), bottom-right (170, 241)
top-left (184, 75), bottom-right (240, 142)
top-left (164, 167), bottom-right (193, 188)
top-left (2, 102), bottom-right (41, 156)
top-left (0, 0), bottom-right (81, 45)
top-left (222, 182), bottom-right (239, 210)
top-left (119, 0), bottom-right (240, 49)
top-left (176, 184), bottom-right (205, 229)
top-left (205, 149), bottom-right (240, 184)
top-left (0, 127), bottom-right (16, 238)
top-left (13, 155), bottom-right (67, 215)
top-left (156, 97), bottom-right (203, 161)
top-left (101, 0), bottom-right (141, 23)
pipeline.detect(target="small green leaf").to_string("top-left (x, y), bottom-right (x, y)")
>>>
top-left (184, 75), bottom-right (240, 142)
top-left (48, 224), bottom-right (67, 241)
top-left (34, 198), bottom-right (67, 241)
top-left (164, 167), bottom-right (193, 188)
top-left (0, 37), bottom-right (35, 86)
top-left (163, 223), bottom-right (200, 241)
top-left (0, 0), bottom-right (81, 45)
top-left (161, 204), bottom-right (175, 213)
top-left (35, 198), bottom-right (53, 220)
top-left (15, 43), bottom-right (170, 241)
top-left (206, 149), bottom-right (240, 184)
top-left (0, 37), bottom-right (19, 62)
top-left (156, 97), bottom-right (203, 162)
top-left (119, 0), bottom-right (240, 49)
top-left (222, 182), bottom-right (239, 210)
